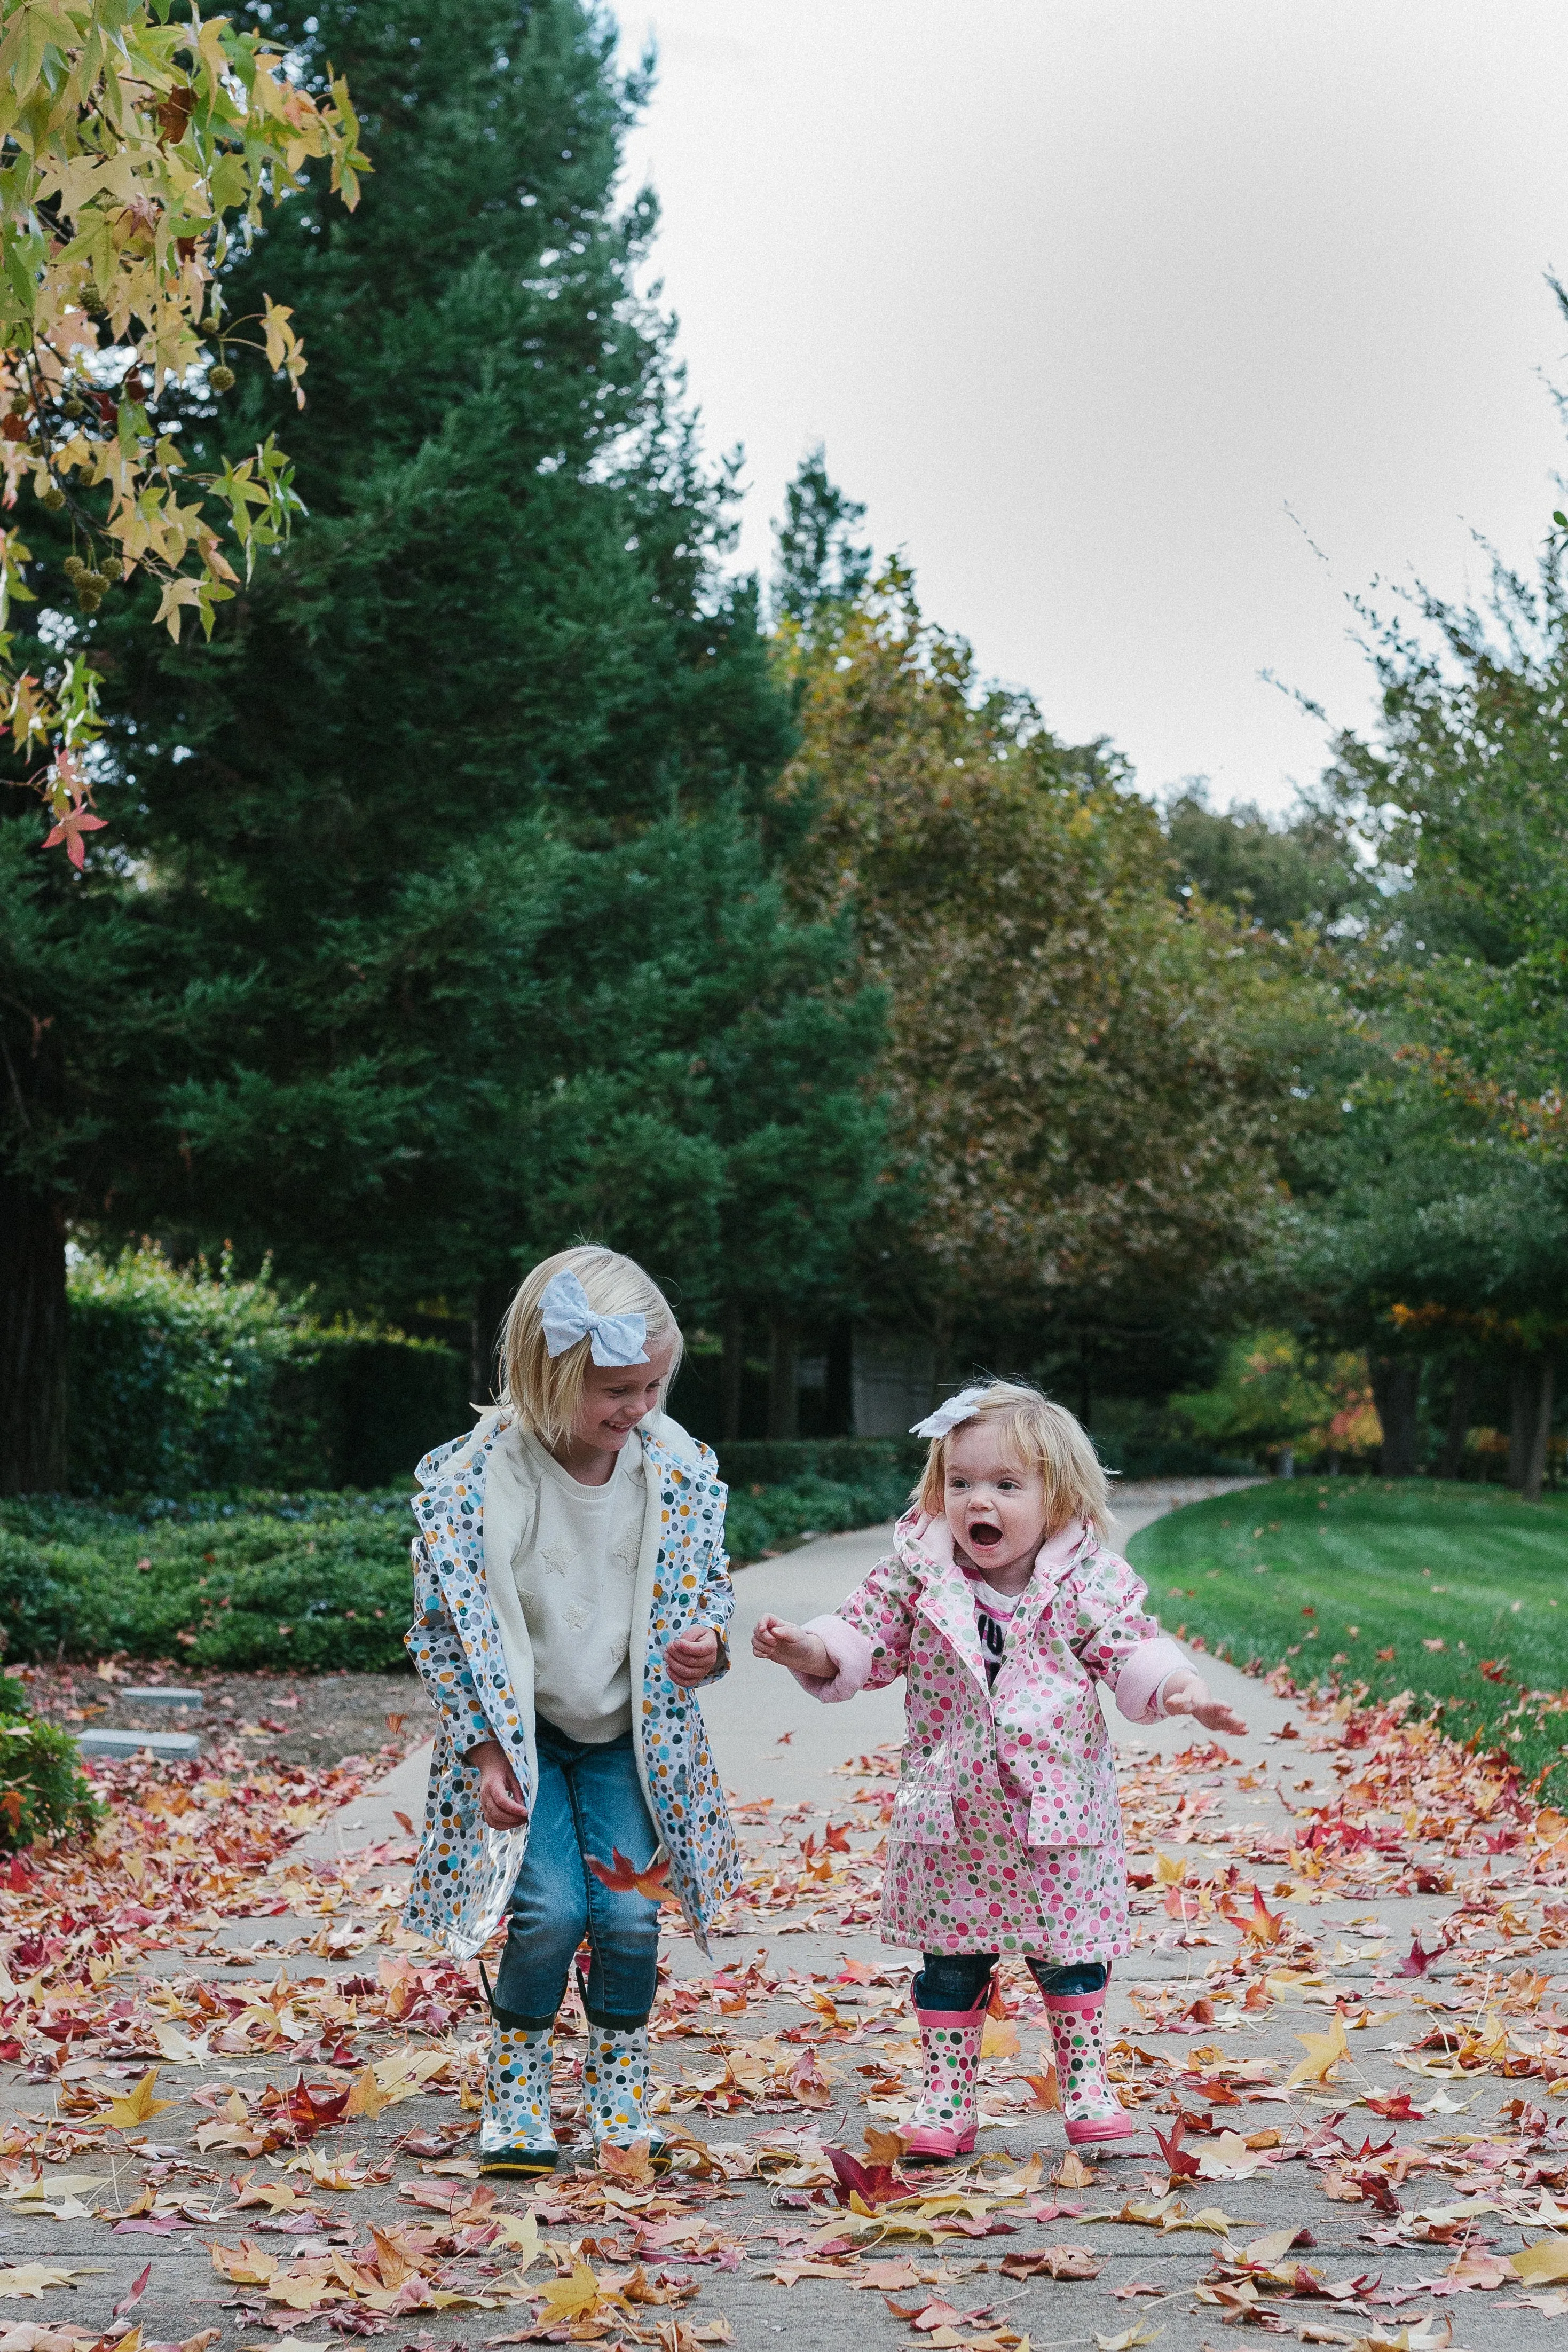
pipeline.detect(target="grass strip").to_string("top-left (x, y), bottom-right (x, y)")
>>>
top-left (1126, 1476), bottom-right (1568, 1793)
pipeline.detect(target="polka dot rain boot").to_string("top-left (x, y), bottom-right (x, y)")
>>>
top-left (583, 2024), bottom-right (668, 2169)
top-left (477, 2018), bottom-right (558, 2176)
top-left (1042, 1980), bottom-right (1137, 2152)
top-left (903, 1978), bottom-right (990, 2162)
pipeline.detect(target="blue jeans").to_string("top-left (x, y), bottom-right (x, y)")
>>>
top-left (913, 1953), bottom-right (1107, 2009)
top-left (492, 1721), bottom-right (661, 2031)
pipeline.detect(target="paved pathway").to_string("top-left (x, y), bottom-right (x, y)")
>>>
top-left (0, 1476), bottom-right (1547, 2352)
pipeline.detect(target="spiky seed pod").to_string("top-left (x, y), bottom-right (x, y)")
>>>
top-left (209, 363), bottom-right (235, 394)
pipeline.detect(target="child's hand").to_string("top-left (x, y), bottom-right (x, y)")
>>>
top-left (752, 1615), bottom-right (832, 1678)
top-left (1161, 1671), bottom-right (1248, 1737)
top-left (468, 1737), bottom-right (529, 1830)
top-left (665, 1628), bottom-right (720, 1687)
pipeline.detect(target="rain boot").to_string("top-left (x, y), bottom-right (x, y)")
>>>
top-left (582, 2023), bottom-right (668, 2168)
top-left (902, 1976), bottom-right (991, 2161)
top-left (1042, 1976), bottom-right (1137, 2151)
top-left (477, 2017), bottom-right (558, 2176)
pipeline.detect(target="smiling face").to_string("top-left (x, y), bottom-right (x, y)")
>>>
top-left (943, 1421), bottom-right (1050, 1587)
top-left (567, 1339), bottom-right (675, 1462)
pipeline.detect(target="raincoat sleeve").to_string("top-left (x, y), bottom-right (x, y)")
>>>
top-left (405, 1535), bottom-right (498, 1754)
top-left (789, 1552), bottom-right (921, 1703)
top-left (1066, 1546), bottom-right (1188, 1722)
top-left (688, 1453), bottom-right (735, 1684)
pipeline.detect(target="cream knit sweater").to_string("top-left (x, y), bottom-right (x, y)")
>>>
top-left (481, 1422), bottom-right (647, 1744)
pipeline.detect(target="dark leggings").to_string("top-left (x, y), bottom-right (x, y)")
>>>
top-left (913, 1952), bottom-right (1107, 2009)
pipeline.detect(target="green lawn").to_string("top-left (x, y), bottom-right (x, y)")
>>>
top-left (1126, 1477), bottom-right (1568, 1794)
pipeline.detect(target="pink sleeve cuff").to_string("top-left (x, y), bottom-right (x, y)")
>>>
top-left (790, 1613), bottom-right (874, 1704)
top-left (1115, 1635), bottom-right (1189, 1723)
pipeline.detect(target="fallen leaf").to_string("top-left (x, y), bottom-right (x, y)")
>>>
top-left (1287, 2012), bottom-right (1351, 2088)
top-left (1512, 2240), bottom-right (1568, 2285)
top-left (1094, 2325), bottom-right (1163, 2352)
top-left (0, 2268), bottom-right (90, 2300)
top-left (103, 2071), bottom-right (177, 2130)
top-left (343, 2067), bottom-right (390, 2121)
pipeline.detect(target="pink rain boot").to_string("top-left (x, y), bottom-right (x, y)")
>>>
top-left (1042, 1977), bottom-right (1138, 2151)
top-left (903, 1977), bottom-right (991, 2162)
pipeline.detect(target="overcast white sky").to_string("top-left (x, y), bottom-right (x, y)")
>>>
top-left (616, 1), bottom-right (1568, 813)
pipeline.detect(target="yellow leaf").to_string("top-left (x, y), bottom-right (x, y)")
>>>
top-left (0, 2264), bottom-right (88, 2298)
top-left (1286, 2012), bottom-right (1351, 2088)
top-left (980, 2015), bottom-right (1020, 2060)
top-left (1513, 2240), bottom-right (1568, 2285)
top-left (1095, 2325), bottom-right (1164, 2352)
top-left (103, 2068), bottom-right (177, 2129)
top-left (1154, 1855), bottom-right (1187, 1884)
top-left (490, 2210), bottom-right (540, 2269)
top-left (540, 2264), bottom-right (608, 2320)
top-left (344, 2065), bottom-right (391, 2120)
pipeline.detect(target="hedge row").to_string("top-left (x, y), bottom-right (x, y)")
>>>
top-left (67, 1245), bottom-right (468, 1494)
top-left (0, 1453), bottom-right (916, 1675)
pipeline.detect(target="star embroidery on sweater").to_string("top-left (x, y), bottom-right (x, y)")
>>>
top-left (563, 1599), bottom-right (592, 1633)
top-left (610, 1533), bottom-right (640, 1576)
top-left (536, 1541), bottom-right (576, 1579)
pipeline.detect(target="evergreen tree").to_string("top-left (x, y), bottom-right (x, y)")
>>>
top-left (0, 0), bottom-right (886, 1489)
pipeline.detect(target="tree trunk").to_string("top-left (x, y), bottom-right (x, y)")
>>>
top-left (0, 1170), bottom-right (68, 1494)
top-left (824, 1318), bottom-right (854, 1437)
top-left (1508, 1357), bottom-right (1538, 1491)
top-left (1438, 1357), bottom-right (1476, 1482)
top-left (1523, 1358), bottom-right (1555, 1503)
top-left (1369, 1354), bottom-right (1421, 1477)
top-left (720, 1301), bottom-right (745, 1444)
top-left (766, 1318), bottom-right (799, 1442)
top-left (470, 1273), bottom-right (516, 1408)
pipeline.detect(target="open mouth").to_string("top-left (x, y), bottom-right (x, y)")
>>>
top-left (966, 1522), bottom-right (1004, 1550)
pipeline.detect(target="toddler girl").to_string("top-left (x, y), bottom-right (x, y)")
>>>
top-left (753, 1381), bottom-right (1244, 2158)
top-left (404, 1246), bottom-right (741, 2175)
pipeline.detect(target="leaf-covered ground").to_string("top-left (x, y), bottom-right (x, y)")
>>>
top-left (4, 1639), bottom-right (1568, 2352)
top-left (1128, 1477), bottom-right (1568, 1792)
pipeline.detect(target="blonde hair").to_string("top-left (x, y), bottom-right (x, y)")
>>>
top-left (913, 1380), bottom-right (1112, 1539)
top-left (498, 1246), bottom-right (683, 1451)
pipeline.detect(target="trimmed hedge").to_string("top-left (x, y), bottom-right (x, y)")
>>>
top-left (0, 1489), bottom-right (419, 1673)
top-left (0, 1451), bottom-right (917, 1675)
top-left (66, 1246), bottom-right (467, 1496)
top-left (716, 1436), bottom-right (925, 1493)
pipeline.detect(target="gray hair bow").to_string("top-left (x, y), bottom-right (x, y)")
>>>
top-left (539, 1269), bottom-right (650, 1366)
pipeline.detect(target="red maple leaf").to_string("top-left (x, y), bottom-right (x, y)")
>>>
top-left (42, 798), bottom-right (107, 870)
top-left (1395, 1936), bottom-right (1438, 1978)
top-left (282, 2074), bottom-right (351, 2139)
top-left (1151, 2116), bottom-right (1200, 2181)
top-left (584, 1847), bottom-right (679, 1904)
top-left (823, 2143), bottom-right (901, 2208)
top-left (1364, 2091), bottom-right (1420, 2120)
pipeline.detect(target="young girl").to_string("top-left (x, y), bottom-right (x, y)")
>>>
top-left (753, 1381), bottom-right (1245, 2158)
top-left (403, 1246), bottom-right (742, 2175)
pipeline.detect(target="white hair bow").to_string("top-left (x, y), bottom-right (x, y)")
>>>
top-left (910, 1385), bottom-right (990, 1439)
top-left (539, 1269), bottom-right (650, 1366)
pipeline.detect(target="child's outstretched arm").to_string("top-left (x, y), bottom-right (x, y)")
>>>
top-left (751, 1552), bottom-right (919, 1702)
top-left (1151, 1666), bottom-right (1247, 1736)
top-left (1071, 1547), bottom-right (1249, 1737)
top-left (752, 1616), bottom-right (833, 1679)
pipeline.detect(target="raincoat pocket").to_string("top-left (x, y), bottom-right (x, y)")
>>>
top-left (1026, 1788), bottom-right (1102, 1849)
top-left (891, 1785), bottom-right (958, 1845)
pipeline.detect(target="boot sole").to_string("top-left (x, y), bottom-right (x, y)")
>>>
top-left (479, 2149), bottom-right (559, 2176)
